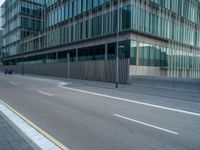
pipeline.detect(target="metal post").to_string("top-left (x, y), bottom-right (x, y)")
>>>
top-left (116, 0), bottom-right (120, 88)
top-left (116, 49), bottom-right (119, 88)
top-left (67, 53), bottom-right (70, 85)
top-left (22, 57), bottom-right (24, 76)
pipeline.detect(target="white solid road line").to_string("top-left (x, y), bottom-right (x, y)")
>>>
top-left (9, 82), bottom-right (18, 86)
top-left (114, 114), bottom-right (179, 135)
top-left (38, 90), bottom-right (53, 97)
top-left (59, 86), bottom-right (200, 117)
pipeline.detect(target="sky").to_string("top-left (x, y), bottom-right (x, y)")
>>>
top-left (0, 0), bottom-right (4, 28)
top-left (0, 0), bottom-right (4, 6)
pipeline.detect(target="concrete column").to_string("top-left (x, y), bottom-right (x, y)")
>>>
top-left (56, 52), bottom-right (58, 62)
top-left (76, 48), bottom-right (78, 62)
top-left (105, 44), bottom-right (108, 60)
top-left (136, 41), bottom-right (139, 66)
top-left (39, 34), bottom-right (41, 50)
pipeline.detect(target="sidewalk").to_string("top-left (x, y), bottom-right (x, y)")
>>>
top-left (0, 112), bottom-right (35, 150)
top-left (20, 73), bottom-right (200, 103)
top-left (2, 72), bottom-right (200, 104)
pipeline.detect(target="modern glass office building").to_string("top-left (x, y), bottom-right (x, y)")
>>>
top-left (1, 0), bottom-right (200, 82)
top-left (0, 30), bottom-right (3, 65)
top-left (1, 0), bottom-right (45, 56)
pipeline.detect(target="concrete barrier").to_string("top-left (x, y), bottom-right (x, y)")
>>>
top-left (131, 75), bottom-right (200, 91)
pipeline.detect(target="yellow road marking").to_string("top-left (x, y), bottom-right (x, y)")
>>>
top-left (0, 99), bottom-right (70, 150)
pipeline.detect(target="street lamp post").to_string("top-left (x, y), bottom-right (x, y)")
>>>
top-left (116, 45), bottom-right (126, 88)
top-left (116, 47), bottom-right (119, 88)
top-left (116, 0), bottom-right (120, 88)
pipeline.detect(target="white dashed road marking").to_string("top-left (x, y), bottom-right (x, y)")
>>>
top-left (114, 114), bottom-right (179, 135)
top-left (9, 82), bottom-right (18, 86)
top-left (38, 90), bottom-right (53, 97)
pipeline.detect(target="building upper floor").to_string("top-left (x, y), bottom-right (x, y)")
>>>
top-left (1, 0), bottom-right (45, 36)
top-left (45, 0), bottom-right (200, 27)
top-left (21, 0), bottom-right (200, 50)
top-left (1, 0), bottom-right (200, 58)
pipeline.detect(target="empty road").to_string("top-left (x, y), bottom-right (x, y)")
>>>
top-left (0, 73), bottom-right (200, 150)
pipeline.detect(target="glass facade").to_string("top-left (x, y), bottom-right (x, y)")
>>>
top-left (1, 0), bottom-right (200, 79)
top-left (20, 2), bottom-right (131, 53)
top-left (0, 30), bottom-right (3, 65)
top-left (1, 0), bottom-right (45, 57)
top-left (130, 0), bottom-right (199, 47)
top-left (130, 39), bottom-right (200, 78)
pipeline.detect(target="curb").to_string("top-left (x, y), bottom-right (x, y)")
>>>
top-left (0, 99), bottom-right (70, 150)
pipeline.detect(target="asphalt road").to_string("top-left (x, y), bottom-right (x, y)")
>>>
top-left (0, 73), bottom-right (200, 150)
